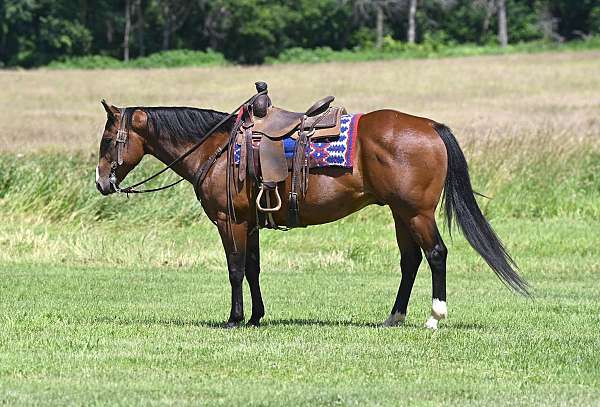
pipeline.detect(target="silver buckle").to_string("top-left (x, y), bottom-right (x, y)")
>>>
top-left (116, 129), bottom-right (128, 143)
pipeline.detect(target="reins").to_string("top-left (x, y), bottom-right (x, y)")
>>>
top-left (110, 90), bottom-right (266, 194)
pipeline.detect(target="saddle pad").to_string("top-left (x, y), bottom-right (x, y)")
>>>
top-left (234, 113), bottom-right (362, 168)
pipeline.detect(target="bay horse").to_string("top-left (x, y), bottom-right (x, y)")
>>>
top-left (95, 100), bottom-right (528, 330)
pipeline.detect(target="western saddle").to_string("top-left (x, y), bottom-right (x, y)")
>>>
top-left (236, 81), bottom-right (347, 228)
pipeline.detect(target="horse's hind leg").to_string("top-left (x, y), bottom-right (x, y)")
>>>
top-left (383, 210), bottom-right (423, 326)
top-left (404, 212), bottom-right (448, 330)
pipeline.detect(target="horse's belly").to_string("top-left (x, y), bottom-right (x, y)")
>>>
top-left (269, 168), bottom-right (377, 227)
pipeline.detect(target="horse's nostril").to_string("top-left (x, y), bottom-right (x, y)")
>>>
top-left (96, 181), bottom-right (102, 192)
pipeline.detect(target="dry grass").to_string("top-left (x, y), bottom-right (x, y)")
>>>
top-left (0, 50), bottom-right (598, 154)
top-left (0, 51), bottom-right (598, 223)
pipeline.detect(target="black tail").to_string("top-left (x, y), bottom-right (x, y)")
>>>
top-left (434, 123), bottom-right (530, 296)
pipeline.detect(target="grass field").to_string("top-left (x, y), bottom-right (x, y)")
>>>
top-left (1, 50), bottom-right (599, 405)
top-left (1, 217), bottom-right (599, 405)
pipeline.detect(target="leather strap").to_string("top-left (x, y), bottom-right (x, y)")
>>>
top-left (239, 132), bottom-right (247, 183)
top-left (116, 108), bottom-right (129, 166)
top-left (193, 141), bottom-right (229, 199)
top-left (288, 115), bottom-right (310, 228)
top-left (246, 127), bottom-right (257, 183)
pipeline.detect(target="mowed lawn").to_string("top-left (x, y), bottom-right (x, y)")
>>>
top-left (1, 214), bottom-right (599, 405)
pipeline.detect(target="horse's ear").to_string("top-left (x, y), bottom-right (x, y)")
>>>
top-left (101, 99), bottom-right (119, 121)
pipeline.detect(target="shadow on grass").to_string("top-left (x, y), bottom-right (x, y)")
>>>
top-left (92, 315), bottom-right (224, 328)
top-left (92, 315), bottom-right (380, 328)
top-left (263, 318), bottom-right (380, 328)
top-left (91, 315), bottom-right (486, 330)
top-left (445, 321), bottom-right (487, 331)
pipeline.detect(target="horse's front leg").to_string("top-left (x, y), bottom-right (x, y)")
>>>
top-left (217, 218), bottom-right (248, 328)
top-left (245, 228), bottom-right (264, 326)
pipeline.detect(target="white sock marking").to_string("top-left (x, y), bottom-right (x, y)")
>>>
top-left (431, 298), bottom-right (448, 320)
top-left (424, 298), bottom-right (447, 330)
top-left (425, 316), bottom-right (439, 330)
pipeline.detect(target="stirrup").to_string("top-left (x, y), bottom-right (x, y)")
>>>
top-left (256, 184), bottom-right (282, 212)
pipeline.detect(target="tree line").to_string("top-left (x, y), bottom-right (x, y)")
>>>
top-left (1, 0), bottom-right (598, 67)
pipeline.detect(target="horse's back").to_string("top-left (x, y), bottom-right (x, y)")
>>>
top-left (359, 109), bottom-right (440, 138)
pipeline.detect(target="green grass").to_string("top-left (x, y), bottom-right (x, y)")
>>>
top-left (1, 215), bottom-right (599, 405)
top-left (47, 50), bottom-right (228, 70)
top-left (1, 125), bottom-right (599, 404)
top-left (267, 37), bottom-right (600, 64)
top-left (42, 37), bottom-right (600, 70)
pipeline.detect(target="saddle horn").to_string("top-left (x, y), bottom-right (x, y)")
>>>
top-left (253, 81), bottom-right (271, 118)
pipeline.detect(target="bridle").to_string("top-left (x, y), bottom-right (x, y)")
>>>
top-left (106, 91), bottom-right (265, 195)
top-left (108, 108), bottom-right (135, 192)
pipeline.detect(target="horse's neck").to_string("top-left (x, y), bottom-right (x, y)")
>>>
top-left (147, 130), bottom-right (229, 182)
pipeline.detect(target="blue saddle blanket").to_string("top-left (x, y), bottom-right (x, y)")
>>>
top-left (234, 113), bottom-right (361, 168)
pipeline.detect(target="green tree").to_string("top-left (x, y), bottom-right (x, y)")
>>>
top-left (39, 15), bottom-right (92, 63)
top-left (0, 0), bottom-right (598, 68)
top-left (0, 0), bottom-right (92, 67)
top-left (203, 0), bottom-right (296, 63)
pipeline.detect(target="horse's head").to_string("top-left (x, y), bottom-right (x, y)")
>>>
top-left (96, 100), bottom-right (147, 195)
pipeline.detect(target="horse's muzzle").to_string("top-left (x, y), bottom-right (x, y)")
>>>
top-left (96, 178), bottom-right (115, 195)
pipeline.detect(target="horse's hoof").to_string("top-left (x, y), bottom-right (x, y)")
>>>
top-left (382, 312), bottom-right (406, 327)
top-left (224, 321), bottom-right (243, 329)
top-left (246, 319), bottom-right (261, 327)
top-left (424, 316), bottom-right (439, 331)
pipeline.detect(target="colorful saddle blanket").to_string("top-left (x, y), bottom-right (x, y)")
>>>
top-left (234, 113), bottom-right (362, 168)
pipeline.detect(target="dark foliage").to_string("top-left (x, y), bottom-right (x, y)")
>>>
top-left (0, 0), bottom-right (597, 67)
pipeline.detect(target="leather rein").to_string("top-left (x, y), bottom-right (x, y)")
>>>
top-left (108, 91), bottom-right (266, 195)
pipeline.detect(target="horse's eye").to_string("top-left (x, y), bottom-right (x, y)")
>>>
top-left (102, 138), bottom-right (113, 145)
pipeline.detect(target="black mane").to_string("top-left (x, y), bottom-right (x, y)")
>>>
top-left (123, 106), bottom-right (234, 141)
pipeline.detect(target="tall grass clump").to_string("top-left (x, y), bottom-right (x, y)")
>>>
top-left (0, 154), bottom-right (202, 225)
top-left (46, 55), bottom-right (124, 69)
top-left (129, 49), bottom-right (227, 68)
top-left (0, 129), bottom-right (598, 226)
top-left (462, 127), bottom-right (600, 219)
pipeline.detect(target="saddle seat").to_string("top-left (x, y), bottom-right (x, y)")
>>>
top-left (252, 102), bottom-right (346, 140)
